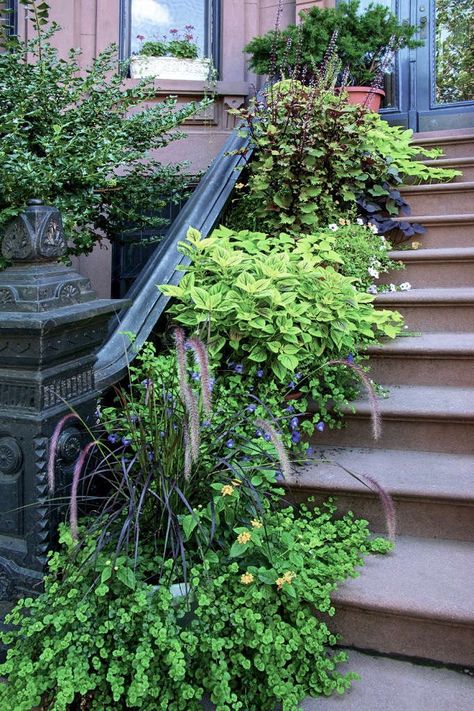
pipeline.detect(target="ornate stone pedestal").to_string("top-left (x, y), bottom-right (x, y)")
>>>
top-left (0, 201), bottom-right (128, 611)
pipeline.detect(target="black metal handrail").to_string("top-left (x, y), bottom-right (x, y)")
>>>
top-left (94, 125), bottom-right (251, 389)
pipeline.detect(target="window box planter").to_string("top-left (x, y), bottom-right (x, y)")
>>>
top-left (130, 55), bottom-right (211, 81)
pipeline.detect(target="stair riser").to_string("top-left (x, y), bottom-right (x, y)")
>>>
top-left (368, 355), bottom-right (474, 388)
top-left (415, 140), bottom-right (474, 159)
top-left (330, 607), bottom-right (474, 667)
top-left (377, 303), bottom-right (474, 332)
top-left (291, 490), bottom-right (474, 542)
top-left (382, 259), bottom-right (474, 288)
top-left (397, 223), bottom-right (474, 250)
top-left (315, 417), bottom-right (474, 455)
top-left (401, 189), bottom-right (474, 216)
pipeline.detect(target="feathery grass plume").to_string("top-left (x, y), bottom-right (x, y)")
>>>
top-left (360, 473), bottom-right (396, 540)
top-left (174, 327), bottom-right (189, 404)
top-left (47, 413), bottom-right (81, 494)
top-left (186, 336), bottom-right (213, 416)
top-left (174, 327), bottom-right (200, 461)
top-left (255, 418), bottom-right (292, 481)
top-left (186, 385), bottom-right (200, 462)
top-left (325, 359), bottom-right (382, 440)
top-left (70, 440), bottom-right (97, 541)
top-left (183, 423), bottom-right (192, 480)
top-left (330, 459), bottom-right (396, 541)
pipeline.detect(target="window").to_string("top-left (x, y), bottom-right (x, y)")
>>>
top-left (121, 0), bottom-right (220, 67)
top-left (1, 0), bottom-right (17, 40)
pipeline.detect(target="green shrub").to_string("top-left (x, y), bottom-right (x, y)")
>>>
top-left (0, 3), bottom-right (210, 258)
top-left (0, 500), bottom-right (392, 710)
top-left (244, 0), bottom-right (422, 86)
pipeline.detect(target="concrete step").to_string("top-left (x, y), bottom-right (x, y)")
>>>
top-left (383, 246), bottom-right (474, 288)
top-left (399, 182), bottom-right (474, 216)
top-left (420, 156), bottom-right (474, 182)
top-left (302, 651), bottom-right (474, 710)
top-left (327, 536), bottom-right (474, 667)
top-left (393, 214), bottom-right (474, 249)
top-left (314, 385), bottom-right (474, 454)
top-left (376, 287), bottom-right (474, 332)
top-left (366, 333), bottom-right (474, 387)
top-left (413, 128), bottom-right (474, 159)
top-left (290, 448), bottom-right (474, 541)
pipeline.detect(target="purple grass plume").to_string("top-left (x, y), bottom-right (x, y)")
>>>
top-left (48, 413), bottom-right (81, 494)
top-left (255, 418), bottom-right (292, 481)
top-left (325, 359), bottom-right (382, 440)
top-left (174, 328), bottom-right (201, 462)
top-left (183, 423), bottom-right (192, 480)
top-left (359, 473), bottom-right (396, 541)
top-left (70, 440), bottom-right (97, 542)
top-left (186, 336), bottom-right (213, 416)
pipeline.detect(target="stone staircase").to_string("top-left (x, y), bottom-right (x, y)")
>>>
top-left (294, 128), bottom-right (474, 707)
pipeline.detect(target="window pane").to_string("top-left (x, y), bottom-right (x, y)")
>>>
top-left (131, 0), bottom-right (207, 56)
top-left (435, 0), bottom-right (474, 104)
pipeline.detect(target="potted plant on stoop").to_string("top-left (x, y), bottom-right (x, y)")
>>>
top-left (130, 26), bottom-right (211, 81)
top-left (244, 0), bottom-right (423, 111)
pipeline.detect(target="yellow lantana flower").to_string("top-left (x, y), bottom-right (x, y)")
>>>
top-left (251, 519), bottom-right (263, 529)
top-left (276, 571), bottom-right (297, 589)
top-left (240, 572), bottom-right (254, 585)
top-left (221, 484), bottom-right (235, 496)
top-left (237, 531), bottom-right (251, 545)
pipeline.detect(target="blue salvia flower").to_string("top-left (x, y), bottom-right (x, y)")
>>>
top-left (256, 369), bottom-right (264, 378)
top-left (234, 364), bottom-right (244, 374)
top-left (290, 416), bottom-right (299, 429)
top-left (285, 404), bottom-right (295, 413)
top-left (191, 371), bottom-right (200, 381)
top-left (246, 404), bottom-right (257, 413)
top-left (316, 421), bottom-right (325, 432)
top-left (108, 433), bottom-right (118, 444)
top-left (264, 433), bottom-right (271, 442)
top-left (122, 437), bottom-right (131, 447)
top-left (226, 439), bottom-right (235, 448)
top-left (291, 431), bottom-right (301, 444)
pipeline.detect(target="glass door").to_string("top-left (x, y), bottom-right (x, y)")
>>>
top-left (382, 0), bottom-right (474, 130)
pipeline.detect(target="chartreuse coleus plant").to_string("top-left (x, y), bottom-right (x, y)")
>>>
top-left (0, 495), bottom-right (392, 710)
top-left (159, 225), bottom-right (402, 432)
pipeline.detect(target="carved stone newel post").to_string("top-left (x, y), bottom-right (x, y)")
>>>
top-left (0, 200), bottom-right (127, 616)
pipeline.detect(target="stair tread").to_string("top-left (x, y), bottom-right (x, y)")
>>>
top-left (389, 246), bottom-right (474, 261)
top-left (400, 181), bottom-right (474, 193)
top-left (346, 384), bottom-right (474, 420)
top-left (376, 287), bottom-right (474, 303)
top-left (302, 652), bottom-right (474, 710)
top-left (366, 332), bottom-right (474, 356)
top-left (331, 536), bottom-right (474, 624)
top-left (413, 128), bottom-right (474, 144)
top-left (395, 212), bottom-right (474, 223)
top-left (421, 156), bottom-right (474, 167)
top-left (292, 448), bottom-right (474, 502)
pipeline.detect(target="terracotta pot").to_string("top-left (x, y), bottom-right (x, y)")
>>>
top-left (344, 86), bottom-right (385, 112)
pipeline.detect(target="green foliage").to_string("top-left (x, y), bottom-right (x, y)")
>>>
top-left (160, 225), bottom-right (402, 384)
top-left (227, 80), bottom-right (458, 237)
top-left (244, 0), bottom-right (422, 86)
top-left (318, 218), bottom-right (403, 290)
top-left (0, 499), bottom-right (392, 710)
top-left (138, 29), bottom-right (200, 60)
top-left (84, 337), bottom-right (288, 576)
top-left (0, 10), bottom-right (210, 257)
top-left (435, 0), bottom-right (474, 103)
top-left (364, 114), bottom-right (460, 184)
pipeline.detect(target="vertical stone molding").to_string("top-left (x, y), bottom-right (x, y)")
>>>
top-left (0, 201), bottom-right (129, 609)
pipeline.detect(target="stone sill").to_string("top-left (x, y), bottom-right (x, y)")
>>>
top-left (124, 78), bottom-right (251, 97)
